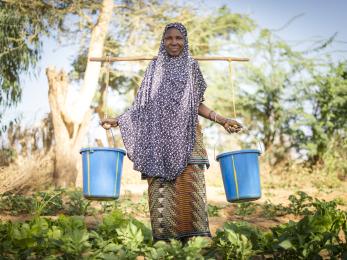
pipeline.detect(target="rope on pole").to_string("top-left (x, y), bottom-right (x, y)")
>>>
top-left (228, 61), bottom-right (237, 119)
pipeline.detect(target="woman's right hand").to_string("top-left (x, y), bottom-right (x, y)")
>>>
top-left (99, 118), bottom-right (119, 130)
top-left (223, 118), bottom-right (243, 134)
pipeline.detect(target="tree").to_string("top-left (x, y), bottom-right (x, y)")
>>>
top-left (232, 28), bottom-right (312, 165)
top-left (229, 26), bottom-right (345, 167)
top-left (295, 61), bottom-right (347, 165)
top-left (0, 0), bottom-right (64, 133)
top-left (46, 0), bottom-right (113, 187)
top-left (1, 0), bottom-right (107, 186)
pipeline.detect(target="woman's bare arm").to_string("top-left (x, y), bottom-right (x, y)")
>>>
top-left (198, 103), bottom-right (243, 133)
top-left (198, 103), bottom-right (226, 126)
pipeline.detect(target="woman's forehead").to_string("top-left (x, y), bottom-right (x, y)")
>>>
top-left (164, 27), bottom-right (184, 37)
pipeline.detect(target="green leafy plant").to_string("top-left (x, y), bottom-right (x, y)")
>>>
top-left (53, 215), bottom-right (92, 258)
top-left (213, 222), bottom-right (254, 260)
top-left (115, 221), bottom-right (145, 257)
top-left (286, 191), bottom-right (313, 215)
top-left (135, 191), bottom-right (149, 216)
top-left (32, 191), bottom-right (64, 216)
top-left (100, 201), bottom-right (117, 213)
top-left (97, 209), bottom-right (129, 240)
top-left (261, 200), bottom-right (287, 219)
top-left (0, 192), bottom-right (34, 215)
top-left (270, 204), bottom-right (347, 259)
top-left (65, 190), bottom-right (92, 216)
top-left (146, 237), bottom-right (211, 260)
top-left (235, 202), bottom-right (257, 216)
top-left (208, 204), bottom-right (223, 217)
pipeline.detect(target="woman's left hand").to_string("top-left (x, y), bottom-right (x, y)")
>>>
top-left (223, 119), bottom-right (243, 134)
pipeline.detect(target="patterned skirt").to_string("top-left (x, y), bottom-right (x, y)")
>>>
top-left (147, 164), bottom-right (211, 241)
top-left (145, 122), bottom-right (210, 241)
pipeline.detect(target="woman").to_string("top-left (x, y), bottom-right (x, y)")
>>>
top-left (101, 23), bottom-right (242, 242)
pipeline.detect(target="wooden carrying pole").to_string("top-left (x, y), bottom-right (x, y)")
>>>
top-left (90, 56), bottom-right (249, 62)
top-left (94, 55), bottom-right (249, 121)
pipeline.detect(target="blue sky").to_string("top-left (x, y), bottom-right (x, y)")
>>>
top-left (7, 0), bottom-right (347, 126)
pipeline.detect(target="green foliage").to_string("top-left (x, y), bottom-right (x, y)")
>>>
top-left (116, 2), bottom-right (255, 57)
top-left (207, 203), bottom-right (223, 217)
top-left (0, 3), bottom-right (36, 107)
top-left (0, 190), bottom-right (91, 216)
top-left (53, 215), bottom-right (92, 258)
top-left (100, 200), bottom-right (116, 214)
top-left (321, 135), bottom-right (347, 180)
top-left (111, 191), bottom-right (150, 217)
top-left (298, 62), bottom-right (347, 165)
top-left (213, 221), bottom-right (255, 259)
top-left (0, 216), bottom-right (92, 259)
top-left (97, 209), bottom-right (130, 239)
top-left (65, 190), bottom-right (92, 216)
top-left (261, 200), bottom-right (287, 219)
top-left (0, 0), bottom-right (78, 108)
top-left (146, 237), bottom-right (210, 260)
top-left (0, 190), bottom-right (346, 259)
top-left (270, 204), bottom-right (346, 259)
top-left (117, 221), bottom-right (144, 249)
top-left (287, 191), bottom-right (314, 216)
top-left (237, 28), bottom-right (313, 165)
top-left (32, 191), bottom-right (64, 216)
top-left (235, 202), bottom-right (257, 216)
top-left (0, 192), bottom-right (34, 215)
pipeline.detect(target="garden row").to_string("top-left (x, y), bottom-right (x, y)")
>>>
top-left (0, 191), bottom-right (346, 259)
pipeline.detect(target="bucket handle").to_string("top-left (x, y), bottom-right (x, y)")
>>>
top-left (214, 127), bottom-right (264, 161)
top-left (109, 128), bottom-right (117, 148)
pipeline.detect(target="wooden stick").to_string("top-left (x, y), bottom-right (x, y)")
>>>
top-left (89, 56), bottom-right (249, 62)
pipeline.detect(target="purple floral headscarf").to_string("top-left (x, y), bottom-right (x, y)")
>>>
top-left (118, 23), bottom-right (207, 181)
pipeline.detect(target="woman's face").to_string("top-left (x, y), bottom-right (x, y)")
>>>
top-left (164, 28), bottom-right (184, 57)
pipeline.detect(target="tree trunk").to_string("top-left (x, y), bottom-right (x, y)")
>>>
top-left (46, 0), bottom-right (114, 187)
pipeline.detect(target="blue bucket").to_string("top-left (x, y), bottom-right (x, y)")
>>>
top-left (216, 149), bottom-right (261, 203)
top-left (80, 147), bottom-right (126, 200)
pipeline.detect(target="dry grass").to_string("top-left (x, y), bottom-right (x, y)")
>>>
top-left (0, 150), bottom-right (54, 194)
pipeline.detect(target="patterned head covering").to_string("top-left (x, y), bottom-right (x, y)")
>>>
top-left (118, 22), bottom-right (207, 181)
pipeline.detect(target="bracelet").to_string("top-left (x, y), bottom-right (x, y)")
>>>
top-left (208, 111), bottom-right (215, 121)
top-left (210, 111), bottom-right (219, 124)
